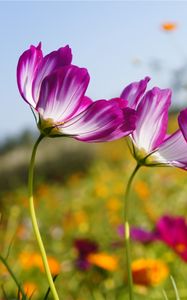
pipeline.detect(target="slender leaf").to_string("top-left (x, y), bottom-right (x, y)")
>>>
top-left (162, 290), bottom-right (169, 300)
top-left (0, 255), bottom-right (27, 299)
top-left (43, 275), bottom-right (58, 300)
top-left (1, 285), bottom-right (9, 300)
top-left (170, 276), bottom-right (180, 300)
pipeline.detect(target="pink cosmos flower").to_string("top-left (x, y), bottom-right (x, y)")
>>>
top-left (17, 43), bottom-right (137, 142)
top-left (120, 77), bottom-right (187, 169)
top-left (155, 216), bottom-right (187, 262)
top-left (125, 216), bottom-right (187, 262)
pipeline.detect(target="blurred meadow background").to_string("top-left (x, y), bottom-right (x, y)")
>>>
top-left (1, 1), bottom-right (187, 299)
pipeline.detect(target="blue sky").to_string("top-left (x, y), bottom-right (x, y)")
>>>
top-left (1, 1), bottom-right (187, 140)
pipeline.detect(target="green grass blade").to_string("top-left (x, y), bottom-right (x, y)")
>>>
top-left (43, 275), bottom-right (58, 300)
top-left (0, 255), bottom-right (27, 299)
top-left (162, 290), bottom-right (169, 300)
top-left (170, 276), bottom-right (180, 300)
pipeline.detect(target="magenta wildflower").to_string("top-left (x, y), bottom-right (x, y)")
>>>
top-left (121, 77), bottom-right (187, 169)
top-left (117, 224), bottom-right (157, 243)
top-left (155, 216), bottom-right (187, 262)
top-left (17, 43), bottom-right (137, 142)
top-left (131, 228), bottom-right (158, 243)
top-left (128, 216), bottom-right (187, 262)
top-left (74, 238), bottom-right (98, 270)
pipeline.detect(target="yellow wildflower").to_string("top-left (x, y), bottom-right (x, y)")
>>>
top-left (95, 184), bottom-right (108, 198)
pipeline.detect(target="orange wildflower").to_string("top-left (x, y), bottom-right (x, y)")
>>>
top-left (46, 256), bottom-right (61, 275)
top-left (132, 258), bottom-right (169, 286)
top-left (107, 197), bottom-right (122, 212)
top-left (19, 252), bottom-right (61, 275)
top-left (17, 224), bottom-right (29, 240)
top-left (23, 282), bottom-right (37, 297)
top-left (67, 172), bottom-right (83, 186)
top-left (87, 252), bottom-right (118, 271)
top-left (134, 180), bottom-right (150, 199)
top-left (36, 183), bottom-right (49, 197)
top-left (74, 211), bottom-right (88, 225)
top-left (0, 263), bottom-right (8, 276)
top-left (161, 22), bottom-right (177, 31)
top-left (175, 243), bottom-right (187, 254)
top-left (134, 180), bottom-right (157, 222)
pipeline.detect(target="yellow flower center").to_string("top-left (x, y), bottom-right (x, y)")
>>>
top-left (133, 147), bottom-right (159, 166)
top-left (38, 118), bottom-right (64, 136)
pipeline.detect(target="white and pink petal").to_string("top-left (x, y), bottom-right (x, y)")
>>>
top-left (58, 100), bottom-right (136, 142)
top-left (36, 66), bottom-right (90, 122)
top-left (74, 96), bottom-right (93, 115)
top-left (17, 43), bottom-right (43, 107)
top-left (132, 87), bottom-right (171, 153)
top-left (178, 108), bottom-right (187, 142)
top-left (120, 76), bottom-right (150, 109)
top-left (154, 130), bottom-right (187, 169)
top-left (32, 45), bottom-right (72, 103)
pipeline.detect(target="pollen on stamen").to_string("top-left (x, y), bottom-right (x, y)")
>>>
top-left (55, 121), bottom-right (65, 126)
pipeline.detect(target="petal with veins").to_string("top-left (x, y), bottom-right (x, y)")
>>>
top-left (178, 108), bottom-right (187, 142)
top-left (36, 66), bottom-right (90, 122)
top-left (120, 76), bottom-right (150, 109)
top-left (75, 96), bottom-right (93, 115)
top-left (154, 130), bottom-right (187, 169)
top-left (17, 43), bottom-right (43, 107)
top-left (32, 45), bottom-right (72, 103)
top-left (132, 87), bottom-right (171, 153)
top-left (58, 100), bottom-right (136, 142)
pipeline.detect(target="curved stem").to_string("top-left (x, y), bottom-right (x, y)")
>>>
top-left (28, 135), bottom-right (60, 300)
top-left (124, 163), bottom-right (141, 300)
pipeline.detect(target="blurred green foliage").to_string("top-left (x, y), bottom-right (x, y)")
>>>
top-left (0, 114), bottom-right (187, 299)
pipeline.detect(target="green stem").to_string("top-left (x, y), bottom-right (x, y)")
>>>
top-left (0, 255), bottom-right (27, 299)
top-left (124, 163), bottom-right (141, 300)
top-left (28, 135), bottom-right (60, 300)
